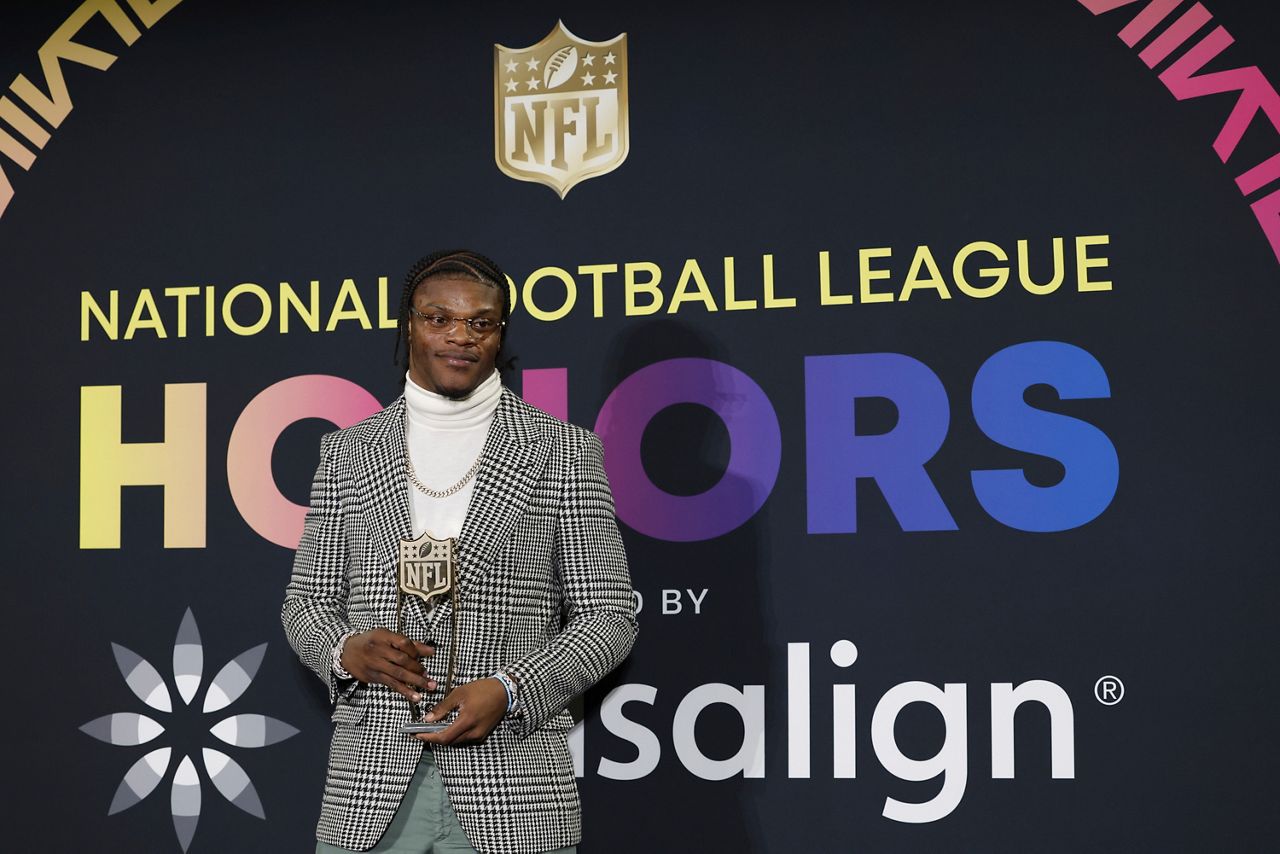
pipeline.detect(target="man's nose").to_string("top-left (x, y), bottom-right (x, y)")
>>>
top-left (444, 322), bottom-right (478, 344)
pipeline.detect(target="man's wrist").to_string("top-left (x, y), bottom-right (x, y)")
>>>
top-left (491, 671), bottom-right (520, 714)
top-left (331, 631), bottom-right (358, 681)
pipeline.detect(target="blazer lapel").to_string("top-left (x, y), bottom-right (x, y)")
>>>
top-left (456, 388), bottom-right (549, 594)
top-left (354, 397), bottom-right (431, 634)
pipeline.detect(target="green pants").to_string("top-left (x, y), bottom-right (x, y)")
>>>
top-left (316, 750), bottom-right (576, 854)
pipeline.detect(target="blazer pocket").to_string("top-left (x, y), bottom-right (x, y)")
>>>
top-left (330, 696), bottom-right (367, 726)
top-left (539, 709), bottom-right (576, 732)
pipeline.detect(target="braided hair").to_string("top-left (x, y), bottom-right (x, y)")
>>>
top-left (394, 249), bottom-right (515, 380)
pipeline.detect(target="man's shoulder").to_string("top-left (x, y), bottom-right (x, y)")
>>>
top-left (499, 387), bottom-right (596, 448)
top-left (319, 398), bottom-right (403, 453)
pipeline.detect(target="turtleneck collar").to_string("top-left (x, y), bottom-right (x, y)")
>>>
top-left (404, 369), bottom-right (502, 431)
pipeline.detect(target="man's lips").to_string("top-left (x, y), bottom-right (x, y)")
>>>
top-left (436, 351), bottom-right (479, 366)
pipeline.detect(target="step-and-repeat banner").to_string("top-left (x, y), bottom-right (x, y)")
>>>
top-left (2, 1), bottom-right (1277, 851)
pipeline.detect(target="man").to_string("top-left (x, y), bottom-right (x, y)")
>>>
top-left (283, 249), bottom-right (637, 853)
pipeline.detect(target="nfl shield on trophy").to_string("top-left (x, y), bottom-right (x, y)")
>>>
top-left (396, 531), bottom-right (459, 730)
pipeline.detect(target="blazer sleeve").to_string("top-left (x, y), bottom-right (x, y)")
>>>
top-left (281, 432), bottom-right (356, 705)
top-left (506, 431), bottom-right (638, 737)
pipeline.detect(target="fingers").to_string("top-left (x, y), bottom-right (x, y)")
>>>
top-left (422, 690), bottom-right (461, 723)
top-left (412, 681), bottom-right (506, 745)
top-left (361, 663), bottom-right (424, 702)
top-left (387, 680), bottom-right (422, 703)
top-left (349, 630), bottom-right (430, 678)
top-left (349, 630), bottom-right (439, 703)
top-left (367, 627), bottom-right (406, 647)
top-left (385, 646), bottom-right (427, 676)
top-left (415, 721), bottom-right (460, 743)
top-left (379, 633), bottom-right (429, 667)
top-left (386, 676), bottom-right (436, 703)
top-left (415, 717), bottom-right (478, 745)
top-left (385, 633), bottom-right (417, 655)
top-left (376, 662), bottom-right (433, 694)
top-left (368, 629), bottom-right (433, 661)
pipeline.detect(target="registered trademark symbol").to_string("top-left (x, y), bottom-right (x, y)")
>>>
top-left (1094, 675), bottom-right (1124, 705)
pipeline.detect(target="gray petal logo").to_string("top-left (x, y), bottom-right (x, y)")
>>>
top-left (80, 609), bottom-right (298, 851)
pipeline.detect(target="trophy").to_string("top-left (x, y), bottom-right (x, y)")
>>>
top-left (396, 531), bottom-right (459, 732)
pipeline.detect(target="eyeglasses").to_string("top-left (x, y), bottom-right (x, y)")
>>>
top-left (409, 307), bottom-right (505, 339)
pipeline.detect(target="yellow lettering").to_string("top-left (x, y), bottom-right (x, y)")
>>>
top-left (376, 276), bottom-right (396, 328)
top-left (326, 278), bottom-right (372, 330)
top-left (81, 289), bottom-right (118, 340)
top-left (723, 257), bottom-right (757, 310)
top-left (222, 282), bottom-right (271, 336)
top-left (164, 286), bottom-right (199, 337)
top-left (858, 248), bottom-right (894, 303)
top-left (624, 261), bottom-right (662, 316)
top-left (818, 250), bottom-right (851, 306)
top-left (200, 289), bottom-right (213, 338)
top-left (953, 241), bottom-right (1009, 298)
top-left (579, 263), bottom-right (617, 318)
top-left (1018, 238), bottom-right (1066, 295)
top-left (668, 259), bottom-right (718, 313)
top-left (123, 288), bottom-right (165, 339)
top-left (762, 255), bottom-right (796, 309)
top-left (523, 266), bottom-right (577, 321)
top-left (280, 280), bottom-right (319, 333)
top-left (1076, 234), bottom-right (1112, 292)
top-left (80, 382), bottom-right (205, 549)
top-left (899, 246), bottom-right (951, 301)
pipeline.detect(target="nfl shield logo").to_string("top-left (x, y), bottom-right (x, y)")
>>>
top-left (398, 532), bottom-right (456, 604)
top-left (494, 21), bottom-right (629, 197)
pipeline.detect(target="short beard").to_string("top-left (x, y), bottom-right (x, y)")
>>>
top-left (436, 367), bottom-right (497, 400)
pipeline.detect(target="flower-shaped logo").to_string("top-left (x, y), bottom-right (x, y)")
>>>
top-left (80, 609), bottom-right (299, 852)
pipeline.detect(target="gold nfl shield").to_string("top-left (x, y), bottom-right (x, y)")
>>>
top-left (398, 532), bottom-right (456, 604)
top-left (494, 21), bottom-right (629, 197)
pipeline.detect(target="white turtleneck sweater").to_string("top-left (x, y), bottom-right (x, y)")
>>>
top-left (404, 369), bottom-right (501, 540)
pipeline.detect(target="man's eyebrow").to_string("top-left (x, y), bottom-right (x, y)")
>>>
top-left (419, 302), bottom-right (499, 314)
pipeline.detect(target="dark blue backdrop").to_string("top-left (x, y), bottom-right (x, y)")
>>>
top-left (2, 1), bottom-right (1278, 851)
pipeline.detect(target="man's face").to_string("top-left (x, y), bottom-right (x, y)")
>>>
top-left (407, 276), bottom-right (503, 399)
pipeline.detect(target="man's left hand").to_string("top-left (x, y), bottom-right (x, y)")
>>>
top-left (414, 678), bottom-right (508, 745)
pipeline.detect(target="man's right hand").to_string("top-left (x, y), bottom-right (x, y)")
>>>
top-left (340, 629), bottom-right (437, 703)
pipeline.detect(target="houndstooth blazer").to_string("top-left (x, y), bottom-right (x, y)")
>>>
top-left (282, 387), bottom-right (637, 852)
